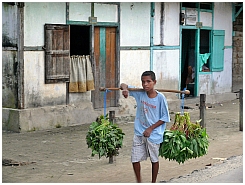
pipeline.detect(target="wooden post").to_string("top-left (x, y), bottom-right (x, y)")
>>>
top-left (109, 110), bottom-right (116, 163)
top-left (109, 110), bottom-right (115, 124)
top-left (66, 82), bottom-right (69, 105)
top-left (239, 89), bottom-right (243, 131)
top-left (200, 94), bottom-right (206, 128)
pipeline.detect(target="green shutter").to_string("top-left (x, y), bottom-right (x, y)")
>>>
top-left (211, 30), bottom-right (225, 71)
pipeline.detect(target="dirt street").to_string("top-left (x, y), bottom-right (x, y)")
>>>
top-left (2, 98), bottom-right (243, 183)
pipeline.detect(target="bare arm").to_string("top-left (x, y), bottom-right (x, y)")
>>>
top-left (143, 120), bottom-right (165, 137)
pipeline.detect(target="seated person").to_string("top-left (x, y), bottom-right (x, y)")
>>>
top-left (186, 66), bottom-right (194, 85)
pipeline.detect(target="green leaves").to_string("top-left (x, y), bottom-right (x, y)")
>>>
top-left (86, 115), bottom-right (125, 159)
top-left (159, 112), bottom-right (209, 164)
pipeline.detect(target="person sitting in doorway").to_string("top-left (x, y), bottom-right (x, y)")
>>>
top-left (186, 66), bottom-right (194, 85)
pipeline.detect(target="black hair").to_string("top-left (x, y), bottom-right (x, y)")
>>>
top-left (141, 71), bottom-right (156, 81)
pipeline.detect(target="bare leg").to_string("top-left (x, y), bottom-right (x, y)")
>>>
top-left (151, 162), bottom-right (159, 183)
top-left (133, 162), bottom-right (141, 183)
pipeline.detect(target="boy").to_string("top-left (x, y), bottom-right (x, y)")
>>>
top-left (120, 71), bottom-right (170, 183)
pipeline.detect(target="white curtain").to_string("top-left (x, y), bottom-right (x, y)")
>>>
top-left (69, 55), bottom-right (95, 92)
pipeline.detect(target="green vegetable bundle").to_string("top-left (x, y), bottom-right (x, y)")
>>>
top-left (86, 114), bottom-right (125, 159)
top-left (159, 112), bottom-right (209, 164)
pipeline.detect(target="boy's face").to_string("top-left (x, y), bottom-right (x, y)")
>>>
top-left (141, 75), bottom-right (156, 92)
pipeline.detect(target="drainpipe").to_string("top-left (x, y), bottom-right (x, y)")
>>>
top-left (90, 3), bottom-right (96, 108)
top-left (150, 3), bottom-right (155, 70)
top-left (17, 3), bottom-right (25, 109)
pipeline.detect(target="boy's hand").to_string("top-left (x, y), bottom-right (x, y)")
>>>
top-left (143, 127), bottom-right (153, 137)
top-left (120, 83), bottom-right (129, 98)
top-left (122, 89), bottom-right (129, 98)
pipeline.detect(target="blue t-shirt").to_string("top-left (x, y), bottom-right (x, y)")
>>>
top-left (128, 85), bottom-right (170, 144)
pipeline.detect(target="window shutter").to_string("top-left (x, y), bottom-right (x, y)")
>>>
top-left (211, 30), bottom-right (225, 72)
top-left (44, 24), bottom-right (70, 84)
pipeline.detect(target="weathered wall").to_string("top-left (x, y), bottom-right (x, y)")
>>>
top-left (213, 2), bottom-right (233, 46)
top-left (211, 2), bottom-right (233, 94)
top-left (120, 2), bottom-right (150, 46)
top-left (2, 3), bottom-right (18, 108)
top-left (24, 2), bottom-right (66, 46)
top-left (2, 51), bottom-right (18, 108)
top-left (153, 50), bottom-right (180, 100)
top-left (2, 102), bottom-right (101, 132)
top-left (162, 2), bottom-right (180, 46)
top-left (2, 3), bottom-right (18, 47)
top-left (232, 8), bottom-right (243, 92)
top-left (69, 2), bottom-right (91, 21)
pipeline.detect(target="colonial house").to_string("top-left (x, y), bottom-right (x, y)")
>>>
top-left (2, 2), bottom-right (243, 132)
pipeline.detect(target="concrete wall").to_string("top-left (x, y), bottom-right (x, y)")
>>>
top-left (2, 102), bottom-right (101, 132)
top-left (2, 3), bottom-right (18, 47)
top-left (211, 2), bottom-right (233, 94)
top-left (2, 4), bottom-right (18, 108)
top-left (232, 7), bottom-right (243, 92)
top-left (2, 51), bottom-right (18, 108)
top-left (120, 2), bottom-right (150, 46)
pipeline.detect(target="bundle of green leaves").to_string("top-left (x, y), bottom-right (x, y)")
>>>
top-left (86, 114), bottom-right (125, 159)
top-left (159, 112), bottom-right (209, 164)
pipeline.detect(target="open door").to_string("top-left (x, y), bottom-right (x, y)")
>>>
top-left (92, 27), bottom-right (118, 109)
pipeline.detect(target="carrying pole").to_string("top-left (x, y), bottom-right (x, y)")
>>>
top-left (99, 87), bottom-right (190, 95)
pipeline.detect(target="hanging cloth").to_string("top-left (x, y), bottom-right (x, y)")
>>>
top-left (69, 55), bottom-right (94, 92)
top-left (85, 55), bottom-right (95, 91)
top-left (199, 53), bottom-right (210, 71)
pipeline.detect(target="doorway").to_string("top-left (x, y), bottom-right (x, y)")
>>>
top-left (181, 29), bottom-right (196, 97)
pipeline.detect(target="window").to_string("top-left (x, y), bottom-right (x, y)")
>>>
top-left (199, 30), bottom-right (211, 72)
top-left (44, 24), bottom-right (91, 84)
top-left (44, 24), bottom-right (70, 84)
top-left (182, 2), bottom-right (197, 8)
top-left (70, 25), bottom-right (90, 56)
top-left (200, 3), bottom-right (212, 10)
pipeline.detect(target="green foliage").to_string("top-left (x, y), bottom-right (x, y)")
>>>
top-left (159, 112), bottom-right (209, 164)
top-left (86, 114), bottom-right (125, 159)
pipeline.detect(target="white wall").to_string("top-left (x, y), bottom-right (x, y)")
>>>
top-left (212, 48), bottom-right (233, 93)
top-left (120, 50), bottom-right (150, 86)
top-left (153, 50), bottom-right (180, 100)
top-left (200, 12), bottom-right (212, 27)
top-left (95, 3), bottom-right (118, 22)
top-left (69, 2), bottom-right (91, 21)
top-left (120, 2), bottom-right (150, 46)
top-left (24, 2), bottom-right (66, 46)
top-left (162, 3), bottom-right (180, 46)
top-left (212, 2), bottom-right (233, 94)
top-left (213, 2), bottom-right (233, 46)
top-left (24, 51), bottom-right (67, 108)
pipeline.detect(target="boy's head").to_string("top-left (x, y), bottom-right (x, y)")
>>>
top-left (141, 71), bottom-right (156, 91)
top-left (141, 71), bottom-right (156, 81)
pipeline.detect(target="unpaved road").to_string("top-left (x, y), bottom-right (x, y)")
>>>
top-left (2, 99), bottom-right (243, 183)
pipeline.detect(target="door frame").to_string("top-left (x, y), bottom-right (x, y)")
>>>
top-left (91, 26), bottom-right (120, 109)
top-left (180, 27), bottom-right (199, 97)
